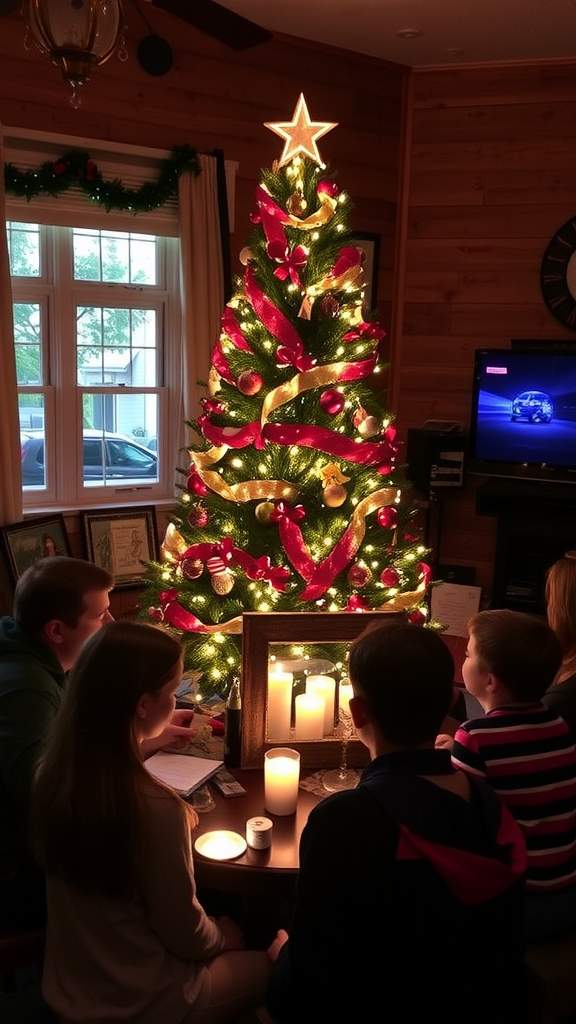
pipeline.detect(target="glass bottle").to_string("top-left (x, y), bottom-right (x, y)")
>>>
top-left (224, 676), bottom-right (242, 768)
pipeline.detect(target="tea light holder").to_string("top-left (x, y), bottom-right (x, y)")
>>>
top-left (264, 747), bottom-right (301, 815)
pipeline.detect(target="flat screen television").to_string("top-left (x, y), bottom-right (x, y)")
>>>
top-left (468, 347), bottom-right (576, 484)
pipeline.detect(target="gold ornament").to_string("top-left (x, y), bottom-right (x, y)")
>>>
top-left (323, 483), bottom-right (347, 508)
top-left (211, 569), bottom-right (235, 595)
top-left (319, 462), bottom-right (350, 487)
top-left (264, 93), bottom-right (338, 168)
top-left (255, 500), bottom-right (275, 525)
top-left (161, 522), bottom-right (187, 563)
top-left (287, 192), bottom-right (307, 216)
top-left (239, 247), bottom-right (253, 266)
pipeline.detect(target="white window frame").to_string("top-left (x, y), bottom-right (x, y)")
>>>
top-left (5, 128), bottom-right (182, 513)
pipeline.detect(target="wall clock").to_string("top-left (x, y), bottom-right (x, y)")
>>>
top-left (540, 217), bottom-right (576, 331)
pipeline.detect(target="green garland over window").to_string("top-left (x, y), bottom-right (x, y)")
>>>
top-left (4, 144), bottom-right (201, 213)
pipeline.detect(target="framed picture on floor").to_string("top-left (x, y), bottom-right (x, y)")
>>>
top-left (0, 514), bottom-right (73, 583)
top-left (81, 506), bottom-right (159, 588)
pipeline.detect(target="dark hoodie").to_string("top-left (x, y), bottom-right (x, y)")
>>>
top-left (0, 615), bottom-right (65, 878)
top-left (267, 749), bottom-right (527, 1024)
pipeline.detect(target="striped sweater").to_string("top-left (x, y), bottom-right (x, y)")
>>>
top-left (451, 702), bottom-right (576, 893)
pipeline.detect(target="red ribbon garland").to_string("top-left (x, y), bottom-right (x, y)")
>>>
top-left (269, 502), bottom-right (314, 581)
top-left (245, 266), bottom-right (316, 372)
top-left (179, 539), bottom-right (291, 592)
top-left (343, 321), bottom-right (386, 343)
top-left (268, 240), bottom-right (308, 288)
top-left (263, 422), bottom-right (395, 466)
top-left (197, 416), bottom-right (264, 450)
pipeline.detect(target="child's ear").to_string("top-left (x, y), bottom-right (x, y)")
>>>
top-left (486, 673), bottom-right (501, 694)
top-left (349, 695), bottom-right (370, 730)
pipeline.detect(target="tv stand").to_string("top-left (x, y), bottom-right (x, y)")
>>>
top-left (476, 478), bottom-right (576, 613)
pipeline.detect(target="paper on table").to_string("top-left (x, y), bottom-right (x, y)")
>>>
top-left (145, 751), bottom-right (223, 797)
top-left (430, 582), bottom-right (482, 638)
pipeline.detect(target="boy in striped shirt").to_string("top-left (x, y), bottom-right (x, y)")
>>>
top-left (448, 608), bottom-right (576, 939)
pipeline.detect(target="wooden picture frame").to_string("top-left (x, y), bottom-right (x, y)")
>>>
top-left (0, 514), bottom-right (72, 583)
top-left (81, 506), bottom-right (159, 588)
top-left (241, 610), bottom-right (404, 770)
top-left (353, 231), bottom-right (380, 313)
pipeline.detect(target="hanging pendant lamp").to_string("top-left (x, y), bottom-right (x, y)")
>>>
top-left (23, 0), bottom-right (127, 108)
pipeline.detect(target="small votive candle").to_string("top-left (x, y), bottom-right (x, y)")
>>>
top-left (267, 670), bottom-right (293, 739)
top-left (264, 747), bottom-right (301, 816)
top-left (294, 691), bottom-right (325, 739)
top-left (307, 674), bottom-right (336, 735)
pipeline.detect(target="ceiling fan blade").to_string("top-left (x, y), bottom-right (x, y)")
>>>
top-left (151, 0), bottom-right (272, 50)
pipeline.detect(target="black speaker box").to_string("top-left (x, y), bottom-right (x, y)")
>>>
top-left (406, 426), bottom-right (466, 492)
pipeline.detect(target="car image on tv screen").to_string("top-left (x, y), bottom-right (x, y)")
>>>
top-left (511, 390), bottom-right (553, 423)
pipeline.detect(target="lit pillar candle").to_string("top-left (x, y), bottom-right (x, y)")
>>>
top-left (338, 679), bottom-right (354, 720)
top-left (307, 674), bottom-right (336, 735)
top-left (264, 747), bottom-right (301, 815)
top-left (267, 670), bottom-right (293, 739)
top-left (294, 691), bottom-right (325, 739)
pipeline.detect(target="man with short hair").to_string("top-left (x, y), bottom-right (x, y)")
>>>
top-left (0, 556), bottom-right (193, 928)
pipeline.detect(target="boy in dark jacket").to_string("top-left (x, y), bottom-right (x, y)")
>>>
top-left (267, 621), bottom-right (527, 1024)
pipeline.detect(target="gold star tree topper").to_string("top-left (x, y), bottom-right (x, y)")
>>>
top-left (264, 93), bottom-right (338, 168)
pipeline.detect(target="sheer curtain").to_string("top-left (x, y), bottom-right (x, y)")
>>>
top-left (0, 123), bottom-right (22, 525)
top-left (178, 152), bottom-right (227, 452)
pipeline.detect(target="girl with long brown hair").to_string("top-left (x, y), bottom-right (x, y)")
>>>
top-left (543, 551), bottom-right (576, 734)
top-left (32, 620), bottom-right (273, 1024)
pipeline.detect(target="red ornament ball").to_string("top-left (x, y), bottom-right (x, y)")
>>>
top-left (320, 389), bottom-right (345, 415)
top-left (181, 558), bottom-right (203, 581)
top-left (188, 504), bottom-right (209, 529)
top-left (237, 369), bottom-right (263, 396)
top-left (408, 609), bottom-right (426, 625)
top-left (380, 567), bottom-right (400, 587)
top-left (347, 563), bottom-right (372, 588)
top-left (317, 179), bottom-right (339, 198)
top-left (377, 507), bottom-right (398, 529)
top-left (149, 607), bottom-right (163, 622)
top-left (384, 425), bottom-right (397, 442)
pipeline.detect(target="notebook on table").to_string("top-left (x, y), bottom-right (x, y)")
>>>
top-left (145, 751), bottom-right (223, 797)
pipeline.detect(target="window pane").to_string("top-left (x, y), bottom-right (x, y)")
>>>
top-left (20, 420), bottom-right (46, 489)
top-left (76, 306), bottom-right (157, 385)
top-left (7, 222), bottom-right (40, 277)
top-left (81, 393), bottom-right (159, 486)
top-left (13, 303), bottom-right (42, 384)
top-left (73, 229), bottom-right (156, 285)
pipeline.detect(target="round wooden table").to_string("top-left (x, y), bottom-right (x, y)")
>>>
top-left (192, 770), bottom-right (322, 897)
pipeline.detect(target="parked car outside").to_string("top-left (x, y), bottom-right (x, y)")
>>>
top-left (510, 390), bottom-right (553, 423)
top-left (21, 430), bottom-right (158, 486)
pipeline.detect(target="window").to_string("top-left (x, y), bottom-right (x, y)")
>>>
top-left (8, 222), bottom-right (180, 509)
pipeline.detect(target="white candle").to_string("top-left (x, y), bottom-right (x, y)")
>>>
top-left (294, 692), bottom-right (325, 739)
top-left (338, 679), bottom-right (354, 719)
top-left (267, 670), bottom-right (293, 739)
top-left (307, 674), bottom-right (336, 735)
top-left (264, 747), bottom-right (301, 815)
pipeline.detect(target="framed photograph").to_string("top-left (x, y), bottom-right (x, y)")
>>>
top-left (0, 514), bottom-right (73, 583)
top-left (353, 231), bottom-right (381, 313)
top-left (241, 610), bottom-right (404, 769)
top-left (81, 506), bottom-right (159, 588)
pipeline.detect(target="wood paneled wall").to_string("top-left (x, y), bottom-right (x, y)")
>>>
top-left (3, 8), bottom-right (576, 602)
top-left (0, 6), bottom-right (406, 331)
top-left (395, 62), bottom-right (576, 595)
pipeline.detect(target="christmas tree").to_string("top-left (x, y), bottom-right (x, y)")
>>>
top-left (144, 94), bottom-right (430, 699)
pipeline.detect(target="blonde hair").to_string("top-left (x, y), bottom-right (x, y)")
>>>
top-left (546, 551), bottom-right (576, 683)
top-left (31, 621), bottom-right (195, 899)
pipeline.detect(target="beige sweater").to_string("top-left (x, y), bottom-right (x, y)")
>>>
top-left (42, 787), bottom-right (225, 1024)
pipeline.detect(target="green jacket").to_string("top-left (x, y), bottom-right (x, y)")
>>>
top-left (0, 616), bottom-right (65, 877)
